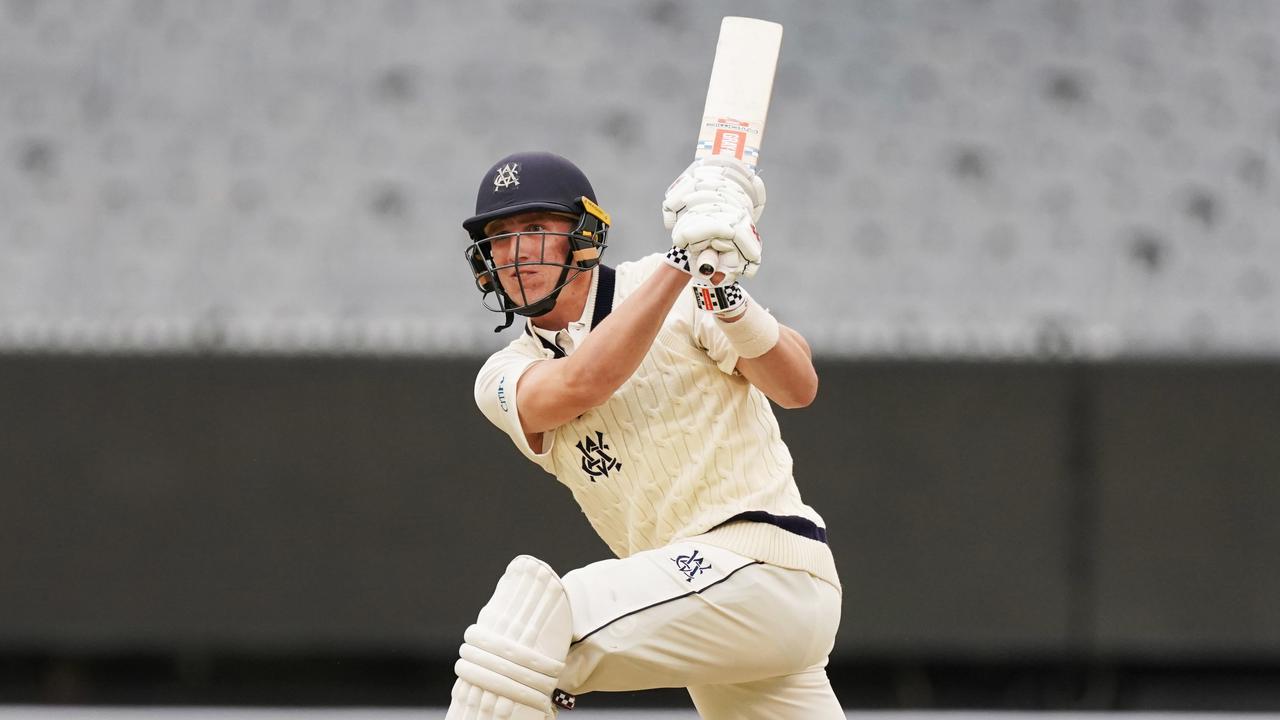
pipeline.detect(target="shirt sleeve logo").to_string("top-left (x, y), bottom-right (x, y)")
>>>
top-left (575, 430), bottom-right (621, 480)
top-left (496, 375), bottom-right (509, 412)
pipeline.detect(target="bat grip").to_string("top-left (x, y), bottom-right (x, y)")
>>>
top-left (696, 248), bottom-right (718, 278)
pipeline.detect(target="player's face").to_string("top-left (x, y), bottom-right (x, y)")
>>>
top-left (485, 212), bottom-right (576, 306)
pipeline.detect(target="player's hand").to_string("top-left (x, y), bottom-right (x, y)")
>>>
top-left (706, 222), bottom-right (762, 283)
top-left (662, 157), bottom-right (766, 231)
top-left (664, 202), bottom-right (761, 284)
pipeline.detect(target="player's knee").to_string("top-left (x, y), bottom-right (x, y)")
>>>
top-left (446, 555), bottom-right (574, 720)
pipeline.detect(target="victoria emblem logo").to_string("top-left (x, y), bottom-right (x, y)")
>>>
top-left (492, 162), bottom-right (520, 191)
top-left (672, 549), bottom-right (712, 582)
top-left (576, 430), bottom-right (621, 480)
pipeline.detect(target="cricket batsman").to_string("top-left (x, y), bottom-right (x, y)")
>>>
top-left (446, 151), bottom-right (843, 719)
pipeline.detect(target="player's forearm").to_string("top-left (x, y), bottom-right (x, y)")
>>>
top-left (734, 324), bottom-right (818, 408)
top-left (566, 264), bottom-right (690, 399)
top-left (518, 264), bottom-right (690, 432)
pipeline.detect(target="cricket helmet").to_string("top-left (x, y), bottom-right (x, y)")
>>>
top-left (463, 151), bottom-right (611, 331)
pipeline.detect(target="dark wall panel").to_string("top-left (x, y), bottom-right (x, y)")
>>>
top-left (0, 357), bottom-right (606, 653)
top-left (1092, 364), bottom-right (1280, 658)
top-left (1, 356), bottom-right (1278, 666)
top-left (779, 364), bottom-right (1075, 656)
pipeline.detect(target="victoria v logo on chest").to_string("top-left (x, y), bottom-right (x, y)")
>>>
top-left (576, 430), bottom-right (621, 480)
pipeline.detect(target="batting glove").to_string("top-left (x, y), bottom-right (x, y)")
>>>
top-left (691, 280), bottom-right (748, 317)
top-left (663, 203), bottom-right (761, 284)
top-left (661, 158), bottom-right (765, 283)
top-left (663, 156), bottom-right (766, 232)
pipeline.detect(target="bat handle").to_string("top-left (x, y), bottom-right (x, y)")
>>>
top-left (696, 248), bottom-right (718, 278)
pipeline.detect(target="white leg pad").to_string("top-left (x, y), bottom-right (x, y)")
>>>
top-left (446, 555), bottom-right (573, 720)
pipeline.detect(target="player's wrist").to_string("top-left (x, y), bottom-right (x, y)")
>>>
top-left (716, 297), bottom-right (779, 359)
top-left (716, 301), bottom-right (750, 322)
top-left (692, 281), bottom-right (744, 314)
top-left (691, 283), bottom-right (779, 358)
top-left (663, 246), bottom-right (695, 275)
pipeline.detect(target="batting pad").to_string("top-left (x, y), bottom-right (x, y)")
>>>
top-left (447, 555), bottom-right (573, 720)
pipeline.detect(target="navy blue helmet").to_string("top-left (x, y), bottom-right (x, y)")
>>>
top-left (463, 152), bottom-right (611, 331)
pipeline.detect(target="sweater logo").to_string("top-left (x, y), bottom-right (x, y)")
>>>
top-left (576, 430), bottom-right (621, 480)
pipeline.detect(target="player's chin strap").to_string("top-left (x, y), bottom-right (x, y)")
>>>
top-left (446, 555), bottom-right (575, 719)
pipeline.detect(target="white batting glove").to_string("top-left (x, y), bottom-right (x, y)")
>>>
top-left (707, 223), bottom-right (762, 283)
top-left (662, 157), bottom-right (767, 232)
top-left (663, 202), bottom-right (762, 284)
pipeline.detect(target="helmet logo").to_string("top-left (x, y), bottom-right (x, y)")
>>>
top-left (492, 162), bottom-right (520, 191)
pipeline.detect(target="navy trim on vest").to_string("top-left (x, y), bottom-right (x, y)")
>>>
top-left (720, 511), bottom-right (828, 544)
top-left (522, 266), bottom-right (614, 358)
top-left (590, 265), bottom-right (615, 329)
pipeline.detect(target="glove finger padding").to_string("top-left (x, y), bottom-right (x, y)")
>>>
top-left (662, 158), bottom-right (767, 230)
top-left (661, 173), bottom-right (697, 231)
top-left (695, 156), bottom-right (767, 222)
top-left (679, 188), bottom-right (750, 214)
top-left (704, 213), bottom-right (762, 282)
top-left (663, 181), bottom-right (755, 232)
top-left (707, 219), bottom-right (761, 264)
top-left (683, 157), bottom-right (764, 205)
top-left (671, 209), bottom-right (742, 256)
top-left (712, 251), bottom-right (756, 284)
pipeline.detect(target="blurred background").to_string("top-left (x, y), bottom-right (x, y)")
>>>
top-left (1, 0), bottom-right (1278, 713)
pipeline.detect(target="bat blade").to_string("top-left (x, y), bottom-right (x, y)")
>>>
top-left (692, 16), bottom-right (783, 279)
top-left (695, 17), bottom-right (783, 170)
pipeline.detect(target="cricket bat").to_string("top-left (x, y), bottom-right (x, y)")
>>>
top-left (691, 16), bottom-right (783, 278)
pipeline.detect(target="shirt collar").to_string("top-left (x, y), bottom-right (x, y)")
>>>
top-left (524, 265), bottom-right (616, 356)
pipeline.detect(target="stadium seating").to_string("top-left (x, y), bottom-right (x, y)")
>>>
top-left (0, 0), bottom-right (1275, 356)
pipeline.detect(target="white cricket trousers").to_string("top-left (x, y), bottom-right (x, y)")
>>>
top-left (557, 541), bottom-right (843, 719)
